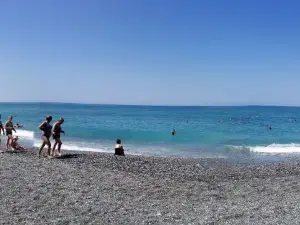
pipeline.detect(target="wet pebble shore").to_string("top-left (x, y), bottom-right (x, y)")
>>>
top-left (1, 149), bottom-right (300, 224)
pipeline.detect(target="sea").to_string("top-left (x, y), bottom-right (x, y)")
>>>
top-left (1, 103), bottom-right (300, 163)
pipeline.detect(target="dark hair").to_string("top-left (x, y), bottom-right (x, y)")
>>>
top-left (46, 116), bottom-right (52, 122)
top-left (116, 139), bottom-right (121, 144)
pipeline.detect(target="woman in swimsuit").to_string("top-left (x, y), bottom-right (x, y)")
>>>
top-left (38, 116), bottom-right (53, 157)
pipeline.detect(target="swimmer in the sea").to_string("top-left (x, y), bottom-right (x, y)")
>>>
top-left (265, 125), bottom-right (272, 130)
top-left (52, 118), bottom-right (65, 157)
top-left (14, 123), bottom-right (23, 128)
top-left (172, 129), bottom-right (176, 136)
top-left (38, 116), bottom-right (53, 157)
top-left (5, 116), bottom-right (16, 149)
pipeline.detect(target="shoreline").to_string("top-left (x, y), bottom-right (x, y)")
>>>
top-left (1, 149), bottom-right (300, 224)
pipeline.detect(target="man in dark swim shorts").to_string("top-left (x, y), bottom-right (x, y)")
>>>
top-left (5, 116), bottom-right (16, 149)
top-left (52, 118), bottom-right (65, 156)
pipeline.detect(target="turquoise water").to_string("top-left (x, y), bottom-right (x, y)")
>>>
top-left (1, 103), bottom-right (300, 161)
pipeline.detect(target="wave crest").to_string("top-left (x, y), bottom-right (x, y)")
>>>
top-left (15, 129), bottom-right (35, 139)
top-left (33, 141), bottom-right (114, 153)
top-left (250, 143), bottom-right (300, 153)
top-left (229, 143), bottom-right (300, 154)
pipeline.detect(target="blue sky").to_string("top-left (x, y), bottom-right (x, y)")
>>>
top-left (0, 0), bottom-right (299, 106)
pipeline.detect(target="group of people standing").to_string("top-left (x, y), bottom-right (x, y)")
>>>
top-left (38, 116), bottom-right (126, 157)
top-left (38, 116), bottom-right (65, 158)
top-left (1, 114), bottom-right (125, 157)
top-left (0, 114), bottom-right (65, 157)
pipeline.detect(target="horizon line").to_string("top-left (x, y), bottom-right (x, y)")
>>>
top-left (0, 101), bottom-right (299, 108)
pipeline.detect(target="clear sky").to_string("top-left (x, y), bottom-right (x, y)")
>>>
top-left (0, 0), bottom-right (299, 106)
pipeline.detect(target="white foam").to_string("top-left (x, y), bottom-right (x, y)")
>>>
top-left (33, 141), bottom-right (114, 153)
top-left (250, 143), bottom-right (300, 153)
top-left (15, 129), bottom-right (35, 139)
top-left (59, 143), bottom-right (114, 153)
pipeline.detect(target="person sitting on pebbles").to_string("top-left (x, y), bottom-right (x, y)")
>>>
top-left (10, 136), bottom-right (26, 151)
top-left (115, 139), bottom-right (125, 156)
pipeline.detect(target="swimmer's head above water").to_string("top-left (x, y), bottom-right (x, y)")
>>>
top-left (265, 125), bottom-right (272, 130)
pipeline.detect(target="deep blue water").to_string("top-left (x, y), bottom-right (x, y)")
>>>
top-left (1, 103), bottom-right (300, 162)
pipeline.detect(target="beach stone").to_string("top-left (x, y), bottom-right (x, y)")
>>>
top-left (1, 150), bottom-right (300, 224)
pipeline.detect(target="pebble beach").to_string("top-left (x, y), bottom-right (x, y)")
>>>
top-left (1, 149), bottom-right (300, 225)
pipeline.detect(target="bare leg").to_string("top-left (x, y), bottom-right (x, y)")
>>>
top-left (16, 145), bottom-right (26, 150)
top-left (39, 142), bottom-right (46, 157)
top-left (42, 137), bottom-right (51, 156)
top-left (52, 140), bottom-right (58, 155)
top-left (39, 136), bottom-right (51, 157)
top-left (57, 139), bottom-right (62, 155)
top-left (47, 143), bottom-right (52, 156)
top-left (6, 136), bottom-right (11, 149)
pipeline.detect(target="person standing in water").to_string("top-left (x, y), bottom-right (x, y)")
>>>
top-left (0, 114), bottom-right (5, 147)
top-left (38, 116), bottom-right (53, 157)
top-left (52, 118), bottom-right (65, 157)
top-left (5, 116), bottom-right (16, 149)
top-left (171, 129), bottom-right (176, 136)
